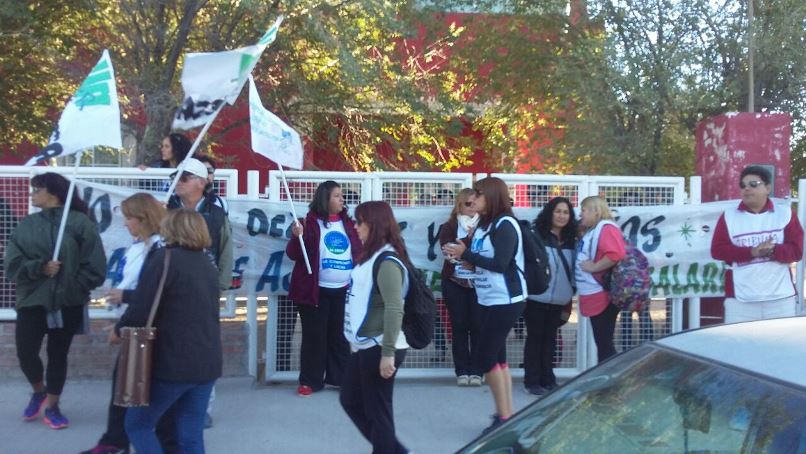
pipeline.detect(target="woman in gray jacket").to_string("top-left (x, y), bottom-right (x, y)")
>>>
top-left (523, 197), bottom-right (577, 396)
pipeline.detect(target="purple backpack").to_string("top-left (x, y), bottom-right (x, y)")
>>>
top-left (608, 242), bottom-right (651, 312)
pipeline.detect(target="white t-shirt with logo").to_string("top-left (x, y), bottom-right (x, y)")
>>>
top-left (318, 219), bottom-right (354, 288)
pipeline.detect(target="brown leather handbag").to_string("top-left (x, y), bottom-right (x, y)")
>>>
top-left (113, 249), bottom-right (171, 407)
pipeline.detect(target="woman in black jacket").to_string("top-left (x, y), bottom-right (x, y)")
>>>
top-left (438, 188), bottom-right (482, 386)
top-left (118, 209), bottom-right (222, 454)
top-left (523, 197), bottom-right (577, 396)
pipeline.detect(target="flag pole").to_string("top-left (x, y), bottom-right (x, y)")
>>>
top-left (52, 149), bottom-right (83, 261)
top-left (163, 103), bottom-right (225, 203)
top-left (277, 165), bottom-right (312, 274)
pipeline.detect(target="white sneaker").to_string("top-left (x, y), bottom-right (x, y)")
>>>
top-left (457, 375), bottom-right (470, 386)
top-left (468, 375), bottom-right (483, 386)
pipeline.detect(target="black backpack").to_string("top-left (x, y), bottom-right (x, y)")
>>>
top-left (491, 217), bottom-right (551, 295)
top-left (372, 251), bottom-right (437, 350)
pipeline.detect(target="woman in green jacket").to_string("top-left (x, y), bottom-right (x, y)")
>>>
top-left (4, 172), bottom-right (106, 430)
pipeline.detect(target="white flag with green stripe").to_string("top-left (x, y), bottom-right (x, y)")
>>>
top-left (173, 16), bottom-right (284, 129)
top-left (26, 50), bottom-right (121, 165)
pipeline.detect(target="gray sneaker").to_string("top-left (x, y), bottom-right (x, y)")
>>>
top-left (457, 375), bottom-right (470, 386)
top-left (468, 375), bottom-right (483, 386)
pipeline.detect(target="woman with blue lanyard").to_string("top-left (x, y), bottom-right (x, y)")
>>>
top-left (443, 177), bottom-right (527, 435)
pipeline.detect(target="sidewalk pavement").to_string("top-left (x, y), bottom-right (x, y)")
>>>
top-left (1, 376), bottom-right (536, 454)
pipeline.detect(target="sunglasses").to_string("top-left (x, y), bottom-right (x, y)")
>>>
top-left (169, 171), bottom-right (197, 182)
top-left (739, 180), bottom-right (764, 189)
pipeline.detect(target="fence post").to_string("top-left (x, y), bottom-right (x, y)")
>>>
top-left (798, 179), bottom-right (806, 314)
top-left (246, 170), bottom-right (260, 378)
top-left (687, 176), bottom-right (703, 330)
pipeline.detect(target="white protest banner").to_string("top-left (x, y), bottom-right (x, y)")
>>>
top-left (249, 77), bottom-right (303, 169)
top-left (173, 17), bottom-right (284, 129)
top-left (26, 50), bottom-right (121, 165)
top-left (78, 180), bottom-right (792, 299)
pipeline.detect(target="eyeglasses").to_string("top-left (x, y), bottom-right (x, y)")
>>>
top-left (463, 201), bottom-right (473, 207)
top-left (739, 180), bottom-right (765, 189)
top-left (170, 171), bottom-right (197, 182)
top-left (206, 167), bottom-right (215, 175)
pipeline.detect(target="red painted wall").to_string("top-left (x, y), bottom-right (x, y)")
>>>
top-left (695, 112), bottom-right (791, 202)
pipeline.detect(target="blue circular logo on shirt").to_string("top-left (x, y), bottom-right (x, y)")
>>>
top-left (324, 231), bottom-right (349, 254)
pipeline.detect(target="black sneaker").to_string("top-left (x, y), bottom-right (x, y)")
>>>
top-left (482, 414), bottom-right (504, 435)
top-left (525, 385), bottom-right (548, 396)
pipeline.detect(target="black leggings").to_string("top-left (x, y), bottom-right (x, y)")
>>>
top-left (340, 346), bottom-right (407, 454)
top-left (590, 303), bottom-right (620, 362)
top-left (442, 279), bottom-right (481, 376)
top-left (523, 303), bottom-right (563, 388)
top-left (474, 302), bottom-right (525, 374)
top-left (15, 305), bottom-right (83, 395)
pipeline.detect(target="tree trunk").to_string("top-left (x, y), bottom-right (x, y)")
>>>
top-left (138, 89), bottom-right (176, 164)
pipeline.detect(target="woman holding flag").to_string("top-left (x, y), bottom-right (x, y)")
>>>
top-left (286, 180), bottom-right (363, 396)
top-left (5, 172), bottom-right (107, 430)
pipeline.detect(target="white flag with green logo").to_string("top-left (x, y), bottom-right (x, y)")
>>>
top-left (173, 16), bottom-right (284, 129)
top-left (26, 50), bottom-right (122, 165)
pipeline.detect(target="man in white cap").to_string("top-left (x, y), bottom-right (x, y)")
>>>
top-left (167, 157), bottom-right (233, 292)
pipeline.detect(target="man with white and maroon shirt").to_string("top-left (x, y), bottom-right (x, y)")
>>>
top-left (711, 165), bottom-right (804, 323)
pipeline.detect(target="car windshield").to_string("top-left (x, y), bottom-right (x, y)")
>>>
top-left (462, 345), bottom-right (806, 454)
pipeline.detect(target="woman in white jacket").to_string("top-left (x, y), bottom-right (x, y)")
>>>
top-left (82, 193), bottom-right (167, 454)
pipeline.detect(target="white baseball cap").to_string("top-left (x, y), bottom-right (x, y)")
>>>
top-left (175, 158), bottom-right (208, 179)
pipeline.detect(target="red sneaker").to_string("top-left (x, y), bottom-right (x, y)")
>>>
top-left (297, 385), bottom-right (313, 397)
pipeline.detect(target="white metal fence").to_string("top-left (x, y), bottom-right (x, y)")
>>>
top-left (2, 166), bottom-right (802, 383)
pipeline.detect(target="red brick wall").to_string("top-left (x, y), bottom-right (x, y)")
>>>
top-left (0, 319), bottom-right (251, 380)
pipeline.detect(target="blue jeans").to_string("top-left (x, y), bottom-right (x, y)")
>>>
top-left (125, 379), bottom-right (215, 454)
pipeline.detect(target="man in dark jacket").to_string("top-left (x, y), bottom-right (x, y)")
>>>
top-left (167, 158), bottom-right (233, 292)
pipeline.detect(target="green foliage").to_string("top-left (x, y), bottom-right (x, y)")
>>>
top-left (3, 0), bottom-right (806, 175)
top-left (0, 1), bottom-right (99, 154)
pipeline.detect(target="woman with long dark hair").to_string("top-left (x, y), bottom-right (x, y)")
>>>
top-left (523, 197), bottom-right (577, 396)
top-left (443, 177), bottom-right (527, 434)
top-left (5, 172), bottom-right (107, 429)
top-left (286, 180), bottom-right (363, 396)
top-left (341, 201), bottom-right (410, 453)
top-left (139, 133), bottom-right (192, 169)
top-left (575, 196), bottom-right (626, 362)
top-left (439, 188), bottom-right (482, 386)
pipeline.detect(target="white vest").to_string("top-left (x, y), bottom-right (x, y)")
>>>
top-left (470, 216), bottom-right (527, 306)
top-left (724, 204), bottom-right (795, 302)
top-left (344, 245), bottom-right (409, 350)
top-left (317, 219), bottom-right (353, 288)
top-left (575, 221), bottom-right (617, 296)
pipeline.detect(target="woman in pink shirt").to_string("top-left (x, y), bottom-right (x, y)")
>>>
top-left (574, 196), bottom-right (625, 362)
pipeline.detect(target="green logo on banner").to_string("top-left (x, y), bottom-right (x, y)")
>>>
top-left (74, 58), bottom-right (112, 110)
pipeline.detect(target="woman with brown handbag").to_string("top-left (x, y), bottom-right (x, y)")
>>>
top-left (118, 209), bottom-right (222, 454)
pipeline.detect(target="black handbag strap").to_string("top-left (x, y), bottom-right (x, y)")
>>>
top-left (555, 242), bottom-right (574, 284)
top-left (145, 249), bottom-right (172, 329)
